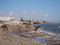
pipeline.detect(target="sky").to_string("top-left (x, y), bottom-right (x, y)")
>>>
top-left (0, 0), bottom-right (60, 22)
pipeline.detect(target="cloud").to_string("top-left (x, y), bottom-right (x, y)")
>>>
top-left (9, 12), bottom-right (17, 16)
top-left (24, 11), bottom-right (29, 15)
top-left (32, 12), bottom-right (36, 16)
top-left (44, 13), bottom-right (48, 17)
top-left (9, 12), bottom-right (13, 16)
top-left (24, 11), bottom-right (37, 15)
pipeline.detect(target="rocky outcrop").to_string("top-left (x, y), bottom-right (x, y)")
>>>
top-left (0, 28), bottom-right (46, 45)
top-left (0, 24), bottom-right (42, 37)
top-left (0, 24), bottom-right (36, 33)
top-left (18, 24), bottom-right (35, 33)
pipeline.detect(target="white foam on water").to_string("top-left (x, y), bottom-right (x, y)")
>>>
top-left (37, 28), bottom-right (56, 36)
top-left (58, 26), bottom-right (60, 28)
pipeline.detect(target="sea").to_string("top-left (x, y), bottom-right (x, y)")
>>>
top-left (33, 23), bottom-right (60, 45)
top-left (9, 23), bottom-right (60, 45)
top-left (33, 23), bottom-right (60, 34)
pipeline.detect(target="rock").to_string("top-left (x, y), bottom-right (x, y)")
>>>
top-left (0, 29), bottom-right (45, 45)
top-left (18, 24), bottom-right (35, 33)
top-left (0, 24), bottom-right (39, 33)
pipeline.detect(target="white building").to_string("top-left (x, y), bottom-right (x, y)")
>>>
top-left (0, 16), bottom-right (20, 25)
top-left (9, 19), bottom-right (20, 25)
top-left (0, 16), bottom-right (11, 21)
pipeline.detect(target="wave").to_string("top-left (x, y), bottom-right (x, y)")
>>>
top-left (37, 28), bottom-right (56, 36)
top-left (58, 26), bottom-right (60, 28)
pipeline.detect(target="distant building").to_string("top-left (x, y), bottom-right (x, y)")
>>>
top-left (0, 16), bottom-right (12, 21)
top-left (9, 19), bottom-right (20, 25)
top-left (33, 20), bottom-right (46, 24)
top-left (0, 16), bottom-right (20, 25)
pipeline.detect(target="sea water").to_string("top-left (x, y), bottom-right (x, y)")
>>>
top-left (33, 23), bottom-right (60, 45)
top-left (33, 23), bottom-right (60, 34)
top-left (9, 23), bottom-right (60, 45)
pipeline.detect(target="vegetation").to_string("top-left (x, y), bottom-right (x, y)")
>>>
top-left (21, 17), bottom-right (24, 22)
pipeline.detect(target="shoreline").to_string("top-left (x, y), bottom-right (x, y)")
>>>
top-left (0, 23), bottom-right (60, 45)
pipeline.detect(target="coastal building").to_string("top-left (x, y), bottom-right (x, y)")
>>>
top-left (9, 19), bottom-right (20, 25)
top-left (0, 16), bottom-right (20, 25)
top-left (0, 16), bottom-right (11, 21)
top-left (33, 20), bottom-right (46, 24)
